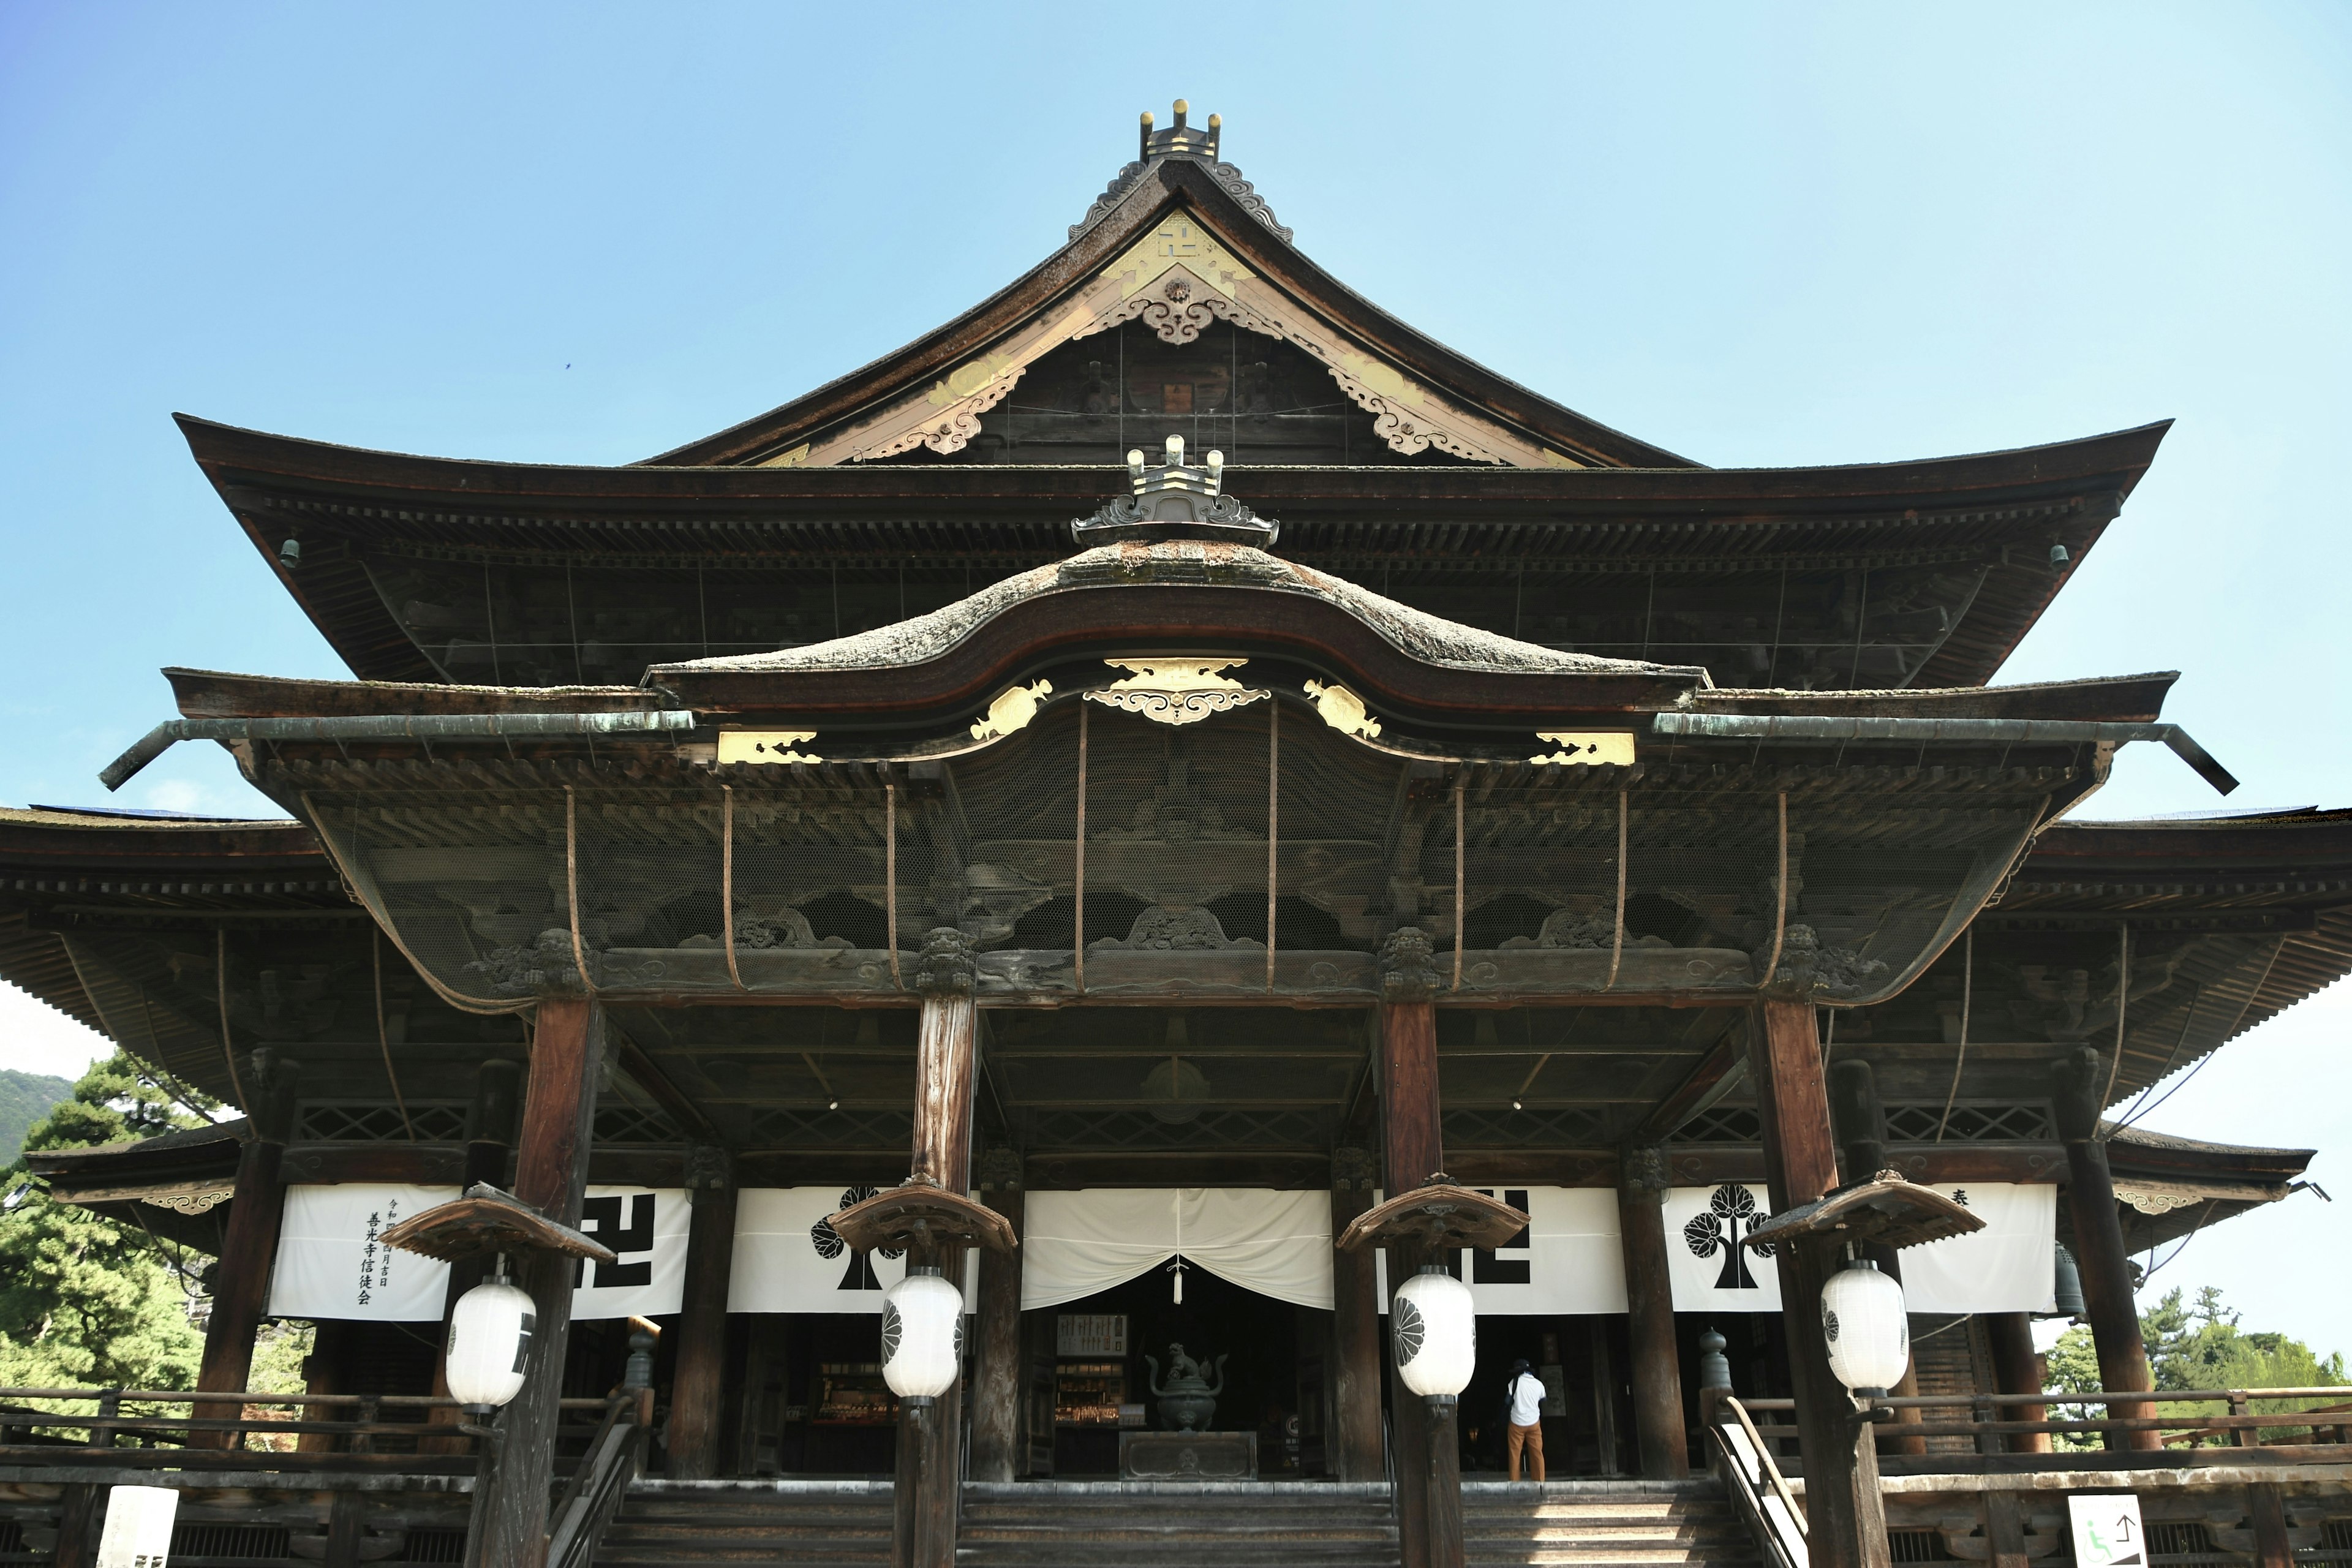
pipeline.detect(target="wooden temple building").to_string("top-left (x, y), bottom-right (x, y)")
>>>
top-left (3, 103), bottom-right (2345, 1568)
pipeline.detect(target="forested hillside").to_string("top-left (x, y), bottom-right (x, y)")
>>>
top-left (0, 1069), bottom-right (73, 1165)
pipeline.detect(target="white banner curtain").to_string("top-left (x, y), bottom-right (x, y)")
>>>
top-left (1663, 1182), bottom-right (2056, 1314)
top-left (1374, 1188), bottom-right (1629, 1315)
top-left (266, 1184), bottom-right (689, 1322)
top-left (727, 1186), bottom-right (976, 1314)
top-left (1021, 1189), bottom-right (1335, 1311)
top-left (1898, 1183), bottom-right (2058, 1314)
top-left (268, 1184), bottom-right (454, 1321)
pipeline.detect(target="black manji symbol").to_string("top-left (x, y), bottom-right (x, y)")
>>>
top-left (1682, 1184), bottom-right (1760, 1290)
top-left (811, 1186), bottom-right (905, 1290)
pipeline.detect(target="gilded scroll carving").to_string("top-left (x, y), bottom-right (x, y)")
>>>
top-left (144, 1189), bottom-right (232, 1215)
top-left (1085, 659), bottom-right (1269, 726)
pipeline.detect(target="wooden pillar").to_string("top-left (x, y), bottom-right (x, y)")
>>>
top-left (899, 929), bottom-right (979, 1568)
top-left (1379, 929), bottom-right (1457, 1568)
top-left (1826, 1058), bottom-right (1926, 1457)
top-left (196, 1047), bottom-right (300, 1439)
top-left (969, 1148), bottom-right (1025, 1483)
top-left (2051, 1046), bottom-right (2159, 1450)
top-left (1615, 1145), bottom-right (1689, 1478)
top-left (1751, 1000), bottom-right (1888, 1568)
top-left (1985, 1312), bottom-right (2051, 1455)
top-left (2248, 1484), bottom-right (2296, 1568)
top-left (668, 1144), bottom-right (738, 1480)
top-left (1329, 1148), bottom-right (1385, 1483)
top-left (469, 996), bottom-right (604, 1568)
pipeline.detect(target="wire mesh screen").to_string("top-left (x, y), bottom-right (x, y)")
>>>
top-left (933, 700), bottom-right (1081, 980)
top-left (1075, 699), bottom-right (1277, 993)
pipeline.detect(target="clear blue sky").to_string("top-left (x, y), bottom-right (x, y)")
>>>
top-left (2, 4), bottom-right (2346, 1352)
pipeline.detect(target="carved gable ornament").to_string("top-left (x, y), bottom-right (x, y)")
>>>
top-left (762, 201), bottom-right (1586, 471)
top-left (1085, 659), bottom-right (1268, 726)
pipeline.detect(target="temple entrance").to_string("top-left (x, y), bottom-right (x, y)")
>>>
top-left (1027, 1265), bottom-right (1325, 1477)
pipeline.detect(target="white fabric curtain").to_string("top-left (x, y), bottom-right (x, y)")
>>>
top-left (1372, 1188), bottom-right (1629, 1314)
top-left (1021, 1189), bottom-right (1333, 1311)
top-left (1899, 1183), bottom-right (2058, 1313)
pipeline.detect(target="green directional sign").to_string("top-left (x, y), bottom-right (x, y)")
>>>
top-left (2068, 1494), bottom-right (2148, 1568)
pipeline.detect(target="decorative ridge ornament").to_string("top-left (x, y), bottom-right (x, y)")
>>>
top-left (1070, 100), bottom-right (1294, 243)
top-left (1070, 435), bottom-right (1279, 549)
top-left (1084, 657), bottom-right (1268, 727)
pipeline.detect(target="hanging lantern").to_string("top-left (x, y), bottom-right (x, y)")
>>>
top-left (1391, 1264), bottom-right (1477, 1403)
top-left (444, 1272), bottom-right (536, 1411)
top-left (1820, 1259), bottom-right (1910, 1396)
top-left (2048, 1242), bottom-right (2087, 1319)
top-left (880, 1266), bottom-right (965, 1403)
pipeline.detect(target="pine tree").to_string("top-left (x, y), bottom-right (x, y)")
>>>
top-left (0, 1052), bottom-right (215, 1392)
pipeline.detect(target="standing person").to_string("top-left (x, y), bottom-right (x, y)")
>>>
top-left (1503, 1357), bottom-right (1547, 1483)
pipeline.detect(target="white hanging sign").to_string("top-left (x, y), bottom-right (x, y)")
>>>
top-left (95, 1483), bottom-right (178, 1568)
top-left (728, 1186), bottom-right (973, 1313)
top-left (1895, 1183), bottom-right (2057, 1314)
top-left (268, 1184), bottom-right (688, 1321)
top-left (268, 1184), bottom-right (457, 1321)
top-left (1665, 1183), bottom-right (1782, 1312)
top-left (570, 1187), bottom-right (690, 1320)
top-left (1662, 1182), bottom-right (2057, 1314)
top-left (1374, 1188), bottom-right (1627, 1315)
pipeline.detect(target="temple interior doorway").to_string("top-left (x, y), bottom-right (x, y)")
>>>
top-left (1027, 1265), bottom-right (1324, 1477)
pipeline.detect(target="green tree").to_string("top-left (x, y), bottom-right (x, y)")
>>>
top-left (2045, 1286), bottom-right (2346, 1446)
top-left (0, 1052), bottom-right (214, 1393)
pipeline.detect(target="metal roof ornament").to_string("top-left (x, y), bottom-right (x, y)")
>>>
top-left (1071, 100), bottom-right (1293, 243)
top-left (1069, 435), bottom-right (1279, 549)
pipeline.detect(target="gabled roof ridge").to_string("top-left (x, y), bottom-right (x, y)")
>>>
top-left (641, 152), bottom-right (1698, 470)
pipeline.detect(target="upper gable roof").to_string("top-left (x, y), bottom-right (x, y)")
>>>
top-left (645, 121), bottom-right (1697, 472)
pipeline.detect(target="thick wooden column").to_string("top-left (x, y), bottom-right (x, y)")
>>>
top-left (668, 1144), bottom-right (738, 1479)
top-left (969, 1148), bottom-right (1025, 1483)
top-left (470, 997), bottom-right (604, 1568)
top-left (1615, 1145), bottom-right (1689, 1479)
top-left (2051, 1046), bottom-right (2158, 1450)
top-left (196, 1047), bottom-right (300, 1438)
top-left (1379, 929), bottom-right (1457, 1568)
top-left (1751, 1000), bottom-right (1888, 1568)
top-left (1825, 1058), bottom-right (1925, 1458)
top-left (1329, 1148), bottom-right (1385, 1483)
top-left (900, 929), bottom-right (979, 1568)
top-left (1985, 1312), bottom-right (2051, 1455)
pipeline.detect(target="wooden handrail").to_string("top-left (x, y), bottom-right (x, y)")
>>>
top-left (1719, 1397), bottom-right (1806, 1539)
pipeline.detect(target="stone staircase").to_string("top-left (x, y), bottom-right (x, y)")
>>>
top-left (597, 1480), bottom-right (895, 1566)
top-left (957, 1480), bottom-right (1400, 1566)
top-left (595, 1477), bottom-right (1757, 1568)
top-left (1464, 1479), bottom-right (1762, 1568)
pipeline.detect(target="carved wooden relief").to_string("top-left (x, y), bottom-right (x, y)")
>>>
top-left (764, 205), bottom-right (1585, 469)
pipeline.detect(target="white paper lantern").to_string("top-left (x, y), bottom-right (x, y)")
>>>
top-left (1820, 1260), bottom-right (1910, 1395)
top-left (445, 1279), bottom-right (536, 1409)
top-left (880, 1267), bottom-right (964, 1401)
top-left (1391, 1265), bottom-right (1477, 1400)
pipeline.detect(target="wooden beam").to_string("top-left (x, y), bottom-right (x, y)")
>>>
top-left (1378, 927), bottom-right (1453, 1568)
top-left (471, 996), bottom-right (604, 1568)
top-left (667, 1147), bottom-right (737, 1480)
top-left (1329, 1152), bottom-right (1384, 1483)
top-left (1752, 999), bottom-right (1890, 1568)
top-left (1632, 1027), bottom-right (1746, 1144)
top-left (2052, 1046), bottom-right (2160, 1450)
top-left (195, 1049), bottom-right (300, 1445)
top-left (968, 1153), bottom-right (1024, 1483)
top-left (1616, 1147), bottom-right (1688, 1479)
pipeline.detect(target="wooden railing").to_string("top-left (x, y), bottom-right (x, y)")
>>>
top-left (546, 1389), bottom-right (650, 1568)
top-left (1727, 1387), bottom-right (2352, 1452)
top-left (1705, 1398), bottom-right (1807, 1568)
top-left (0, 1389), bottom-right (620, 1475)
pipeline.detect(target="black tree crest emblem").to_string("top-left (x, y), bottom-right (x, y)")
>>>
top-left (1683, 1184), bottom-right (1760, 1290)
top-left (811, 1186), bottom-right (904, 1291)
